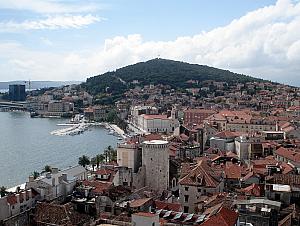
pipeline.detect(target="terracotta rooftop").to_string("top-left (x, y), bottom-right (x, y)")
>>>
top-left (240, 183), bottom-right (263, 197)
top-left (214, 131), bottom-right (239, 139)
top-left (34, 202), bottom-right (90, 225)
top-left (134, 212), bottom-right (157, 217)
top-left (129, 198), bottom-right (152, 208)
top-left (200, 207), bottom-right (239, 226)
top-left (82, 180), bottom-right (112, 194)
top-left (179, 160), bottom-right (222, 188)
top-left (251, 156), bottom-right (278, 166)
top-left (143, 133), bottom-right (163, 141)
top-left (275, 147), bottom-right (300, 163)
top-left (154, 200), bottom-right (182, 212)
top-left (184, 109), bottom-right (216, 114)
top-left (224, 163), bottom-right (242, 180)
top-left (267, 174), bottom-right (300, 186)
top-left (95, 168), bottom-right (113, 176)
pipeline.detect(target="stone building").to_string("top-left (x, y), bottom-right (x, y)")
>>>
top-left (142, 140), bottom-right (169, 194)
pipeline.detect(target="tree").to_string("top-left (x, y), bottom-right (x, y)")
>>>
top-left (78, 155), bottom-right (90, 168)
top-left (104, 146), bottom-right (117, 162)
top-left (0, 186), bottom-right (7, 197)
top-left (90, 157), bottom-right (96, 171)
top-left (96, 154), bottom-right (105, 168)
top-left (32, 171), bottom-right (40, 179)
top-left (44, 165), bottom-right (52, 173)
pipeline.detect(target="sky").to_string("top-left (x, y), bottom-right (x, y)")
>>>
top-left (0, 0), bottom-right (300, 85)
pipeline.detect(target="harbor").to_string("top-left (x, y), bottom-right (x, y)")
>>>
top-left (49, 115), bottom-right (126, 140)
top-left (0, 111), bottom-right (119, 188)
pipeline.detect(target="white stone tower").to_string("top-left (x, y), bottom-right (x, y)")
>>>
top-left (142, 140), bottom-right (169, 193)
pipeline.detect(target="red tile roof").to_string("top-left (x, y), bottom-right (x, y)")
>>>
top-left (95, 169), bottom-right (113, 176)
top-left (179, 160), bottom-right (222, 188)
top-left (214, 131), bottom-right (239, 139)
top-left (7, 195), bottom-right (17, 205)
top-left (225, 163), bottom-right (242, 180)
top-left (241, 183), bottom-right (263, 197)
top-left (268, 174), bottom-right (300, 186)
top-left (82, 180), bottom-right (112, 194)
top-left (275, 147), bottom-right (300, 163)
top-left (35, 202), bottom-right (90, 225)
top-left (143, 133), bottom-right (163, 141)
top-left (134, 212), bottom-right (157, 217)
top-left (129, 198), bottom-right (152, 208)
top-left (154, 200), bottom-right (182, 212)
top-left (185, 109), bottom-right (216, 113)
top-left (251, 156), bottom-right (278, 167)
top-left (200, 207), bottom-right (239, 226)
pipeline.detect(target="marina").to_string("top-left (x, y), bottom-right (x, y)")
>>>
top-left (50, 119), bottom-right (126, 139)
top-left (50, 123), bottom-right (89, 136)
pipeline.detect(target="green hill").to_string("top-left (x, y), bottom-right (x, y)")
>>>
top-left (83, 58), bottom-right (265, 99)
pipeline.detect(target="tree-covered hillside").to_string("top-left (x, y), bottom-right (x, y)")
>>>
top-left (83, 58), bottom-right (265, 98)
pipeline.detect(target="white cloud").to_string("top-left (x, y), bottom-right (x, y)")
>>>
top-left (0, 0), bottom-right (300, 85)
top-left (40, 37), bottom-right (53, 46)
top-left (0, 14), bottom-right (102, 31)
top-left (0, 0), bottom-right (102, 14)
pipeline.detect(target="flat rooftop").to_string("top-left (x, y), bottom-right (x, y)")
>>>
top-left (143, 140), bottom-right (168, 145)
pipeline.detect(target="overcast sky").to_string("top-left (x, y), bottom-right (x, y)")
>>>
top-left (0, 0), bottom-right (299, 85)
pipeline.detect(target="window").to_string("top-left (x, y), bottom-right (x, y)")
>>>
top-left (198, 188), bottom-right (201, 193)
top-left (184, 206), bottom-right (189, 213)
top-left (184, 195), bottom-right (189, 202)
top-left (185, 187), bottom-right (189, 191)
top-left (152, 223), bottom-right (155, 226)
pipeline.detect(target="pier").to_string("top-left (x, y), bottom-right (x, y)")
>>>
top-left (0, 101), bottom-right (26, 111)
top-left (50, 123), bottom-right (89, 136)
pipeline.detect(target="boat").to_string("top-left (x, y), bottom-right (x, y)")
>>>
top-left (30, 111), bottom-right (39, 118)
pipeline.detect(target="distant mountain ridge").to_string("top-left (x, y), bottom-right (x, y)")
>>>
top-left (0, 81), bottom-right (82, 90)
top-left (84, 58), bottom-right (268, 96)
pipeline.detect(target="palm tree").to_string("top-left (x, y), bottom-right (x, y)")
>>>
top-left (104, 149), bottom-right (109, 163)
top-left (107, 146), bottom-right (117, 162)
top-left (32, 171), bottom-right (40, 179)
top-left (104, 146), bottom-right (117, 162)
top-left (44, 165), bottom-right (52, 173)
top-left (78, 155), bottom-right (90, 168)
top-left (0, 186), bottom-right (7, 197)
top-left (96, 154), bottom-right (105, 168)
top-left (91, 157), bottom-right (96, 171)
